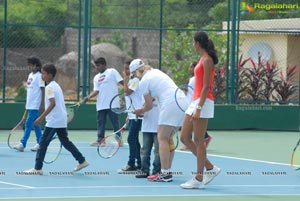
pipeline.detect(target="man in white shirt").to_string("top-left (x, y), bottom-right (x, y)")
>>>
top-left (84, 57), bottom-right (123, 146)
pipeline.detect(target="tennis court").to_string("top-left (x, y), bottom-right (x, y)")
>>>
top-left (0, 129), bottom-right (299, 201)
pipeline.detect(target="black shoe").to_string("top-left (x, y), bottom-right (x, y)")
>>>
top-left (117, 165), bottom-right (137, 174)
top-left (135, 170), bottom-right (149, 178)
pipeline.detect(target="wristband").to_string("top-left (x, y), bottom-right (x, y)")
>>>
top-left (196, 105), bottom-right (202, 110)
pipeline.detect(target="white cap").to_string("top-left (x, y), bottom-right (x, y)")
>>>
top-left (129, 59), bottom-right (145, 73)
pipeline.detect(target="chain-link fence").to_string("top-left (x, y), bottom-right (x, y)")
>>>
top-left (1, 0), bottom-right (300, 104)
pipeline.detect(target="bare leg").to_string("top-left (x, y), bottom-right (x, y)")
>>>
top-left (180, 115), bottom-right (213, 173)
top-left (193, 117), bottom-right (208, 181)
top-left (157, 125), bottom-right (176, 170)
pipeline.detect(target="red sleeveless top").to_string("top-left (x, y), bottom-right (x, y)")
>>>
top-left (193, 54), bottom-right (215, 101)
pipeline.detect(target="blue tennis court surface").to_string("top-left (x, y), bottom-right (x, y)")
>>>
top-left (0, 141), bottom-right (299, 199)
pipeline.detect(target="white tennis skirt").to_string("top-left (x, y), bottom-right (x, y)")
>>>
top-left (158, 99), bottom-right (187, 127)
top-left (185, 98), bottom-right (214, 118)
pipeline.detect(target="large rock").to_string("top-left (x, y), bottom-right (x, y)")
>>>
top-left (55, 51), bottom-right (79, 93)
top-left (55, 43), bottom-right (131, 93)
top-left (91, 43), bottom-right (131, 73)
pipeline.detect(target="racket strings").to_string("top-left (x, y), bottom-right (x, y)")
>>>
top-left (110, 93), bottom-right (135, 114)
top-left (175, 84), bottom-right (194, 112)
top-left (169, 127), bottom-right (179, 152)
top-left (44, 138), bottom-right (62, 164)
top-left (98, 138), bottom-right (120, 158)
top-left (67, 103), bottom-right (81, 123)
top-left (111, 94), bottom-right (127, 114)
top-left (7, 121), bottom-right (24, 149)
top-left (97, 121), bottom-right (128, 159)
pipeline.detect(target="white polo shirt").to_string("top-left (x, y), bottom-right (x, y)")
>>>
top-left (93, 68), bottom-right (123, 111)
top-left (25, 72), bottom-right (45, 110)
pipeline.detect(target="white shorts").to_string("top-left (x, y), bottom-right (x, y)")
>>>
top-left (185, 98), bottom-right (214, 118)
top-left (159, 100), bottom-right (185, 127)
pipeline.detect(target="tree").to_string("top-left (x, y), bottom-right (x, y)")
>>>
top-left (1, 0), bottom-right (67, 48)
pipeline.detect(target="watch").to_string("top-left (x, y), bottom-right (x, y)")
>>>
top-left (196, 105), bottom-right (202, 110)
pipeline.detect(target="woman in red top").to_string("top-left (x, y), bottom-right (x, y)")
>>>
top-left (180, 32), bottom-right (221, 189)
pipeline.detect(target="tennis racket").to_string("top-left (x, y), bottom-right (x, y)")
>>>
top-left (175, 84), bottom-right (194, 112)
top-left (169, 127), bottom-right (179, 152)
top-left (7, 119), bottom-right (24, 149)
top-left (44, 133), bottom-right (63, 164)
top-left (97, 121), bottom-right (128, 159)
top-left (110, 93), bottom-right (135, 114)
top-left (290, 138), bottom-right (300, 170)
top-left (44, 102), bottom-right (81, 164)
top-left (67, 102), bottom-right (82, 123)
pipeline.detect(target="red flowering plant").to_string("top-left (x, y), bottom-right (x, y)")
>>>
top-left (275, 65), bottom-right (298, 103)
top-left (236, 53), bottom-right (298, 104)
top-left (213, 62), bottom-right (227, 103)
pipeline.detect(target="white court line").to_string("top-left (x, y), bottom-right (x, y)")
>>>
top-left (1, 142), bottom-right (291, 167)
top-left (0, 181), bottom-right (34, 189)
top-left (1, 194), bottom-right (300, 200)
top-left (178, 150), bottom-right (291, 167)
top-left (209, 153), bottom-right (291, 166)
top-left (1, 184), bottom-right (300, 191)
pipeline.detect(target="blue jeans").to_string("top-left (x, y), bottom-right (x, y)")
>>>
top-left (97, 109), bottom-right (120, 141)
top-left (21, 109), bottom-right (42, 147)
top-left (35, 127), bottom-right (85, 170)
top-left (140, 132), bottom-right (161, 174)
top-left (127, 119), bottom-right (142, 167)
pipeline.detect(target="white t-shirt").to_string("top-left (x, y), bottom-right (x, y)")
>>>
top-left (139, 69), bottom-right (185, 126)
top-left (139, 69), bottom-right (177, 110)
top-left (25, 72), bottom-right (45, 110)
top-left (126, 77), bottom-right (144, 120)
top-left (45, 81), bottom-right (67, 128)
top-left (141, 98), bottom-right (159, 133)
top-left (93, 68), bottom-right (123, 111)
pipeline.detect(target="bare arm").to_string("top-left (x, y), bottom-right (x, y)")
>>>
top-left (134, 94), bottom-right (153, 116)
top-left (83, 90), bottom-right (99, 103)
top-left (39, 87), bottom-right (45, 113)
top-left (123, 74), bottom-right (134, 95)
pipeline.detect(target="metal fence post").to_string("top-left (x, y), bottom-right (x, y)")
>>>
top-left (230, 0), bottom-right (238, 104)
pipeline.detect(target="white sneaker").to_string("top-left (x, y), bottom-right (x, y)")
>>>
top-left (73, 160), bottom-right (89, 172)
top-left (13, 143), bottom-right (24, 152)
top-left (30, 144), bottom-right (40, 152)
top-left (180, 177), bottom-right (205, 189)
top-left (22, 168), bottom-right (43, 175)
top-left (90, 141), bottom-right (99, 147)
top-left (203, 166), bottom-right (221, 185)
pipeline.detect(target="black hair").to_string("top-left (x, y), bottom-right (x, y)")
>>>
top-left (125, 58), bottom-right (133, 65)
top-left (94, 57), bottom-right (107, 65)
top-left (42, 63), bottom-right (57, 78)
top-left (27, 56), bottom-right (42, 72)
top-left (191, 61), bottom-right (197, 68)
top-left (194, 31), bottom-right (218, 65)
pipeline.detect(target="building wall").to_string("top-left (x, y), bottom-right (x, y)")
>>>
top-left (287, 35), bottom-right (300, 101)
top-left (240, 34), bottom-right (288, 75)
top-left (64, 28), bottom-right (161, 61)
